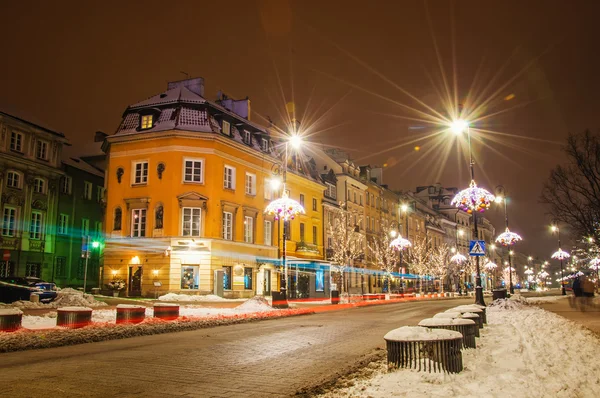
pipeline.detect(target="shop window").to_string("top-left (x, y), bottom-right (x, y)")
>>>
top-left (316, 269), bottom-right (324, 292)
top-left (244, 267), bottom-right (253, 289)
top-left (181, 265), bottom-right (199, 289)
top-left (223, 266), bottom-right (232, 290)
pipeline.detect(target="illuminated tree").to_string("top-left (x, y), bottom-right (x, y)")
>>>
top-left (430, 243), bottom-right (451, 293)
top-left (407, 236), bottom-right (432, 293)
top-left (368, 221), bottom-right (399, 292)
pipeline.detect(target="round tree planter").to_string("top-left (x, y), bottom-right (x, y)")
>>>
top-left (153, 303), bottom-right (179, 320)
top-left (384, 326), bottom-right (463, 374)
top-left (0, 309), bottom-right (23, 332)
top-left (448, 306), bottom-right (486, 327)
top-left (57, 307), bottom-right (93, 329)
top-left (116, 304), bottom-right (146, 324)
top-left (419, 318), bottom-right (477, 349)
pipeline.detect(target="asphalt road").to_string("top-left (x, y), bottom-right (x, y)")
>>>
top-left (0, 298), bottom-right (473, 398)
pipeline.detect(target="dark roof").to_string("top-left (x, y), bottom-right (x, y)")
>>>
top-left (0, 110), bottom-right (66, 138)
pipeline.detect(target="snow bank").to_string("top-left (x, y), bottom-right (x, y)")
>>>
top-left (525, 295), bottom-right (568, 305)
top-left (488, 298), bottom-right (527, 310)
top-left (234, 296), bottom-right (273, 312)
top-left (3, 288), bottom-right (107, 309)
top-left (317, 300), bottom-right (600, 397)
top-left (157, 293), bottom-right (245, 302)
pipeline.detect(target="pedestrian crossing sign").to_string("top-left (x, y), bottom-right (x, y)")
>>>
top-left (469, 240), bottom-right (486, 256)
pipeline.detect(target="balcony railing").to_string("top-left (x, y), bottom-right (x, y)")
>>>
top-left (296, 241), bottom-right (320, 253)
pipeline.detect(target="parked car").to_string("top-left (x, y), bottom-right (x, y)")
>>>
top-left (0, 277), bottom-right (58, 304)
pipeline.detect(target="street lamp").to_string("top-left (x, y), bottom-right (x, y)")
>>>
top-left (494, 185), bottom-right (523, 295)
top-left (550, 224), bottom-right (569, 295)
top-left (450, 118), bottom-right (495, 306)
top-left (264, 135), bottom-right (306, 305)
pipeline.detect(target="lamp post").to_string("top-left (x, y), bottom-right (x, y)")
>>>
top-left (264, 134), bottom-right (305, 305)
top-left (551, 224), bottom-right (569, 295)
top-left (450, 118), bottom-right (495, 306)
top-left (494, 186), bottom-right (522, 295)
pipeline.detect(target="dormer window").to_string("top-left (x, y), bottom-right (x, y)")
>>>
top-left (262, 138), bottom-right (268, 152)
top-left (243, 130), bottom-right (251, 144)
top-left (141, 115), bottom-right (153, 130)
top-left (222, 120), bottom-right (231, 136)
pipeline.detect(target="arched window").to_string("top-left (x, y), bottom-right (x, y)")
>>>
top-left (113, 207), bottom-right (122, 231)
top-left (34, 178), bottom-right (46, 194)
top-left (6, 171), bottom-right (22, 189)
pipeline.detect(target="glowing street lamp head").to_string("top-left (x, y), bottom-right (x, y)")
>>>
top-left (551, 225), bottom-right (558, 233)
top-left (289, 134), bottom-right (303, 149)
top-left (92, 241), bottom-right (100, 249)
top-left (390, 230), bottom-right (397, 238)
top-left (400, 204), bottom-right (408, 213)
top-left (269, 177), bottom-right (281, 190)
top-left (494, 196), bottom-right (504, 204)
top-left (450, 119), bottom-right (468, 135)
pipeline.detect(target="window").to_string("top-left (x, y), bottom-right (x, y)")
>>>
top-left (283, 221), bottom-right (291, 240)
top-left (245, 173), bottom-right (256, 195)
top-left (113, 208), bottom-right (122, 231)
top-left (244, 267), bottom-right (253, 289)
top-left (95, 221), bottom-right (103, 238)
top-left (61, 176), bottom-right (72, 194)
top-left (312, 198), bottom-right (317, 211)
top-left (325, 183), bottom-right (336, 199)
top-left (360, 195), bottom-right (363, 206)
top-left (30, 211), bottom-right (43, 239)
top-left (312, 226), bottom-right (318, 245)
top-left (366, 193), bottom-right (370, 205)
top-left (222, 212), bottom-right (233, 240)
top-left (33, 178), bottom-right (45, 194)
top-left (223, 166), bottom-right (235, 190)
top-left (55, 257), bottom-right (66, 278)
top-left (2, 207), bottom-right (17, 237)
top-left (6, 171), bottom-right (21, 189)
top-left (222, 120), bottom-right (231, 136)
top-left (141, 115), bottom-right (153, 129)
top-left (223, 266), bottom-right (232, 289)
top-left (26, 263), bottom-right (41, 278)
top-left (264, 178), bottom-right (274, 200)
top-left (182, 208), bottom-right (202, 237)
top-left (327, 236), bottom-right (332, 249)
top-left (316, 269), bottom-right (324, 292)
top-left (347, 189), bottom-right (351, 200)
top-left (81, 218), bottom-right (89, 237)
top-left (181, 265), bottom-right (199, 289)
top-left (10, 132), bottom-right (23, 152)
top-left (58, 214), bottom-right (69, 235)
top-left (243, 130), bottom-right (251, 144)
top-left (133, 162), bottom-right (149, 185)
top-left (264, 220), bottom-right (272, 245)
top-left (371, 218), bottom-right (375, 232)
top-left (244, 216), bottom-right (253, 243)
top-left (354, 192), bottom-right (357, 203)
top-left (262, 138), bottom-right (269, 152)
top-left (300, 223), bottom-right (305, 242)
top-left (366, 216), bottom-right (370, 231)
top-left (97, 187), bottom-right (105, 202)
top-left (299, 194), bottom-right (305, 207)
top-left (36, 140), bottom-right (48, 160)
top-left (184, 159), bottom-right (204, 183)
top-left (84, 181), bottom-right (93, 200)
top-left (131, 209), bottom-right (146, 237)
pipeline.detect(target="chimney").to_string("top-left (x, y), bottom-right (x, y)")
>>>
top-left (167, 77), bottom-right (205, 97)
top-left (232, 98), bottom-right (251, 120)
top-left (94, 131), bottom-right (108, 142)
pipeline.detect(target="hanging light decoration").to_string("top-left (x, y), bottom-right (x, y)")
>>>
top-left (495, 227), bottom-right (523, 246)
top-left (390, 235), bottom-right (411, 250)
top-left (264, 190), bottom-right (305, 221)
top-left (451, 253), bottom-right (467, 264)
top-left (451, 180), bottom-right (495, 214)
top-left (539, 271), bottom-right (549, 279)
top-left (484, 261), bottom-right (497, 270)
top-left (551, 249), bottom-right (570, 260)
top-left (524, 269), bottom-right (534, 275)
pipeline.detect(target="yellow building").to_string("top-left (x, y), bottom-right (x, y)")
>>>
top-left (102, 78), bottom-right (325, 298)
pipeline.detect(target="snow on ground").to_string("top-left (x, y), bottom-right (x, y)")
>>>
top-left (0, 288), bottom-right (107, 309)
top-left (158, 293), bottom-right (246, 302)
top-left (318, 299), bottom-right (600, 398)
top-left (524, 295), bottom-right (569, 305)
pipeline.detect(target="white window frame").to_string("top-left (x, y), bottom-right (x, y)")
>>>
top-left (58, 213), bottom-right (69, 235)
top-left (223, 165), bottom-right (236, 190)
top-left (264, 178), bottom-right (274, 200)
top-left (325, 183), bottom-right (336, 199)
top-left (261, 138), bottom-right (268, 151)
top-left (132, 161), bottom-right (149, 185)
top-left (222, 120), bottom-right (231, 136)
top-left (36, 140), bottom-right (48, 160)
top-left (243, 130), bottom-right (251, 144)
top-left (244, 216), bottom-right (253, 243)
top-left (84, 181), bottom-right (93, 200)
top-left (312, 198), bottom-right (317, 212)
top-left (222, 211), bottom-right (233, 240)
top-left (182, 207), bottom-right (202, 237)
top-left (6, 171), bottom-right (21, 189)
top-left (97, 186), bottom-right (105, 202)
top-left (61, 176), bottom-right (72, 194)
top-left (245, 172), bottom-right (256, 196)
top-left (131, 209), bottom-right (146, 238)
top-left (141, 114), bottom-right (153, 129)
top-left (264, 220), bottom-right (272, 246)
top-left (81, 218), bottom-right (90, 237)
top-left (10, 131), bottom-right (23, 152)
top-left (2, 206), bottom-right (17, 237)
top-left (33, 178), bottom-right (45, 194)
top-left (30, 211), bottom-right (43, 240)
top-left (183, 158), bottom-right (204, 184)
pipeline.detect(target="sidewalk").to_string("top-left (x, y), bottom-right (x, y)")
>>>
top-left (535, 296), bottom-right (600, 335)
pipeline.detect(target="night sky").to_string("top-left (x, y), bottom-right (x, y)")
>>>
top-left (1, 0), bottom-right (599, 262)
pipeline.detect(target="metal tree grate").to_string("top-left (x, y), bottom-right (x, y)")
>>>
top-left (386, 337), bottom-right (463, 374)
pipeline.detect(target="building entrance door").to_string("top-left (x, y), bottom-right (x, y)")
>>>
top-left (264, 269), bottom-right (271, 296)
top-left (128, 266), bottom-right (142, 296)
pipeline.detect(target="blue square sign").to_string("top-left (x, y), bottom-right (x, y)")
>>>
top-left (469, 240), bottom-right (486, 256)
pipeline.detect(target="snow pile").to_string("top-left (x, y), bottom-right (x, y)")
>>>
top-left (526, 295), bottom-right (568, 305)
top-left (384, 326), bottom-right (462, 341)
top-left (234, 296), bottom-right (273, 313)
top-left (7, 288), bottom-right (106, 309)
top-left (158, 293), bottom-right (244, 302)
top-left (317, 302), bottom-right (600, 397)
top-left (488, 298), bottom-right (527, 310)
